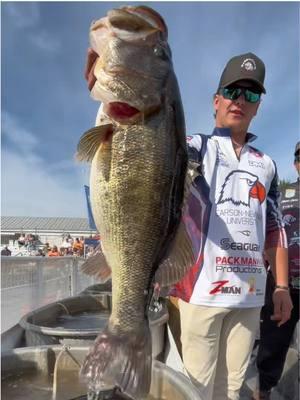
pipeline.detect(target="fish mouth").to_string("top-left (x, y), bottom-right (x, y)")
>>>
top-left (104, 102), bottom-right (141, 121)
top-left (107, 6), bottom-right (167, 37)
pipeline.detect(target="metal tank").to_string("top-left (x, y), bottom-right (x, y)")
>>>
top-left (1, 345), bottom-right (201, 400)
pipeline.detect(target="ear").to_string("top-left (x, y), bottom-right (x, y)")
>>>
top-left (213, 94), bottom-right (220, 113)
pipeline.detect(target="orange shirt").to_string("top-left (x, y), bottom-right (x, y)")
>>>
top-left (73, 242), bottom-right (83, 251)
top-left (48, 251), bottom-right (60, 257)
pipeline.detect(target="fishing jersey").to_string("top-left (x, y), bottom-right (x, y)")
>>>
top-left (280, 179), bottom-right (299, 291)
top-left (172, 127), bottom-right (287, 308)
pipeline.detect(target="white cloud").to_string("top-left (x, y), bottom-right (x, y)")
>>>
top-left (1, 111), bottom-right (89, 217)
top-left (1, 149), bottom-right (88, 218)
top-left (29, 30), bottom-right (61, 53)
top-left (4, 3), bottom-right (40, 29)
top-left (2, 111), bottom-right (40, 155)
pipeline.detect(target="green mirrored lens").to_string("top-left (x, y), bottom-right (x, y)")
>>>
top-left (222, 88), bottom-right (240, 100)
top-left (221, 88), bottom-right (260, 103)
top-left (244, 90), bottom-right (260, 103)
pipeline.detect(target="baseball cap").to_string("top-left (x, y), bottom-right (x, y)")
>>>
top-left (294, 141), bottom-right (300, 156)
top-left (217, 52), bottom-right (266, 94)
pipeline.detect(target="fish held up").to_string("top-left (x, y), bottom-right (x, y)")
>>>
top-left (77, 5), bottom-right (196, 400)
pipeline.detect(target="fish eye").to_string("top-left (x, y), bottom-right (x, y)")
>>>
top-left (153, 45), bottom-right (169, 60)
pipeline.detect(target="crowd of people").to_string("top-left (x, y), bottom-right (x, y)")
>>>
top-left (43, 234), bottom-right (100, 257)
top-left (1, 233), bottom-right (100, 258)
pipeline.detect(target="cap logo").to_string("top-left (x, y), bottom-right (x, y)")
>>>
top-left (241, 58), bottom-right (256, 71)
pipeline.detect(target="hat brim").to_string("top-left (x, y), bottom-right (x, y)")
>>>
top-left (221, 77), bottom-right (266, 94)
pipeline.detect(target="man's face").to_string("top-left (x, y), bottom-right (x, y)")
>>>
top-left (214, 80), bottom-right (261, 133)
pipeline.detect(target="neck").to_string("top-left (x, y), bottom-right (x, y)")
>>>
top-left (215, 123), bottom-right (248, 146)
top-left (231, 131), bottom-right (247, 147)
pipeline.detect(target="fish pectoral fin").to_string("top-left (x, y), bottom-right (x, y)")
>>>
top-left (80, 322), bottom-right (152, 399)
top-left (76, 123), bottom-right (114, 162)
top-left (80, 244), bottom-right (112, 282)
top-left (154, 219), bottom-right (196, 287)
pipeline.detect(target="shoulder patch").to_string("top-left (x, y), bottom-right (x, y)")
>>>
top-left (248, 146), bottom-right (264, 158)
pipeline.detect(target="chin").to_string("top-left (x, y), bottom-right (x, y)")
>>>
top-left (226, 119), bottom-right (247, 131)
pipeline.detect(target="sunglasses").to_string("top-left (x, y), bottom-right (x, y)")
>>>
top-left (295, 155), bottom-right (300, 162)
top-left (220, 87), bottom-right (261, 104)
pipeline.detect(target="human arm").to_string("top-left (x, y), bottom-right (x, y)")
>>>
top-left (264, 164), bottom-right (293, 327)
top-left (264, 247), bottom-right (293, 327)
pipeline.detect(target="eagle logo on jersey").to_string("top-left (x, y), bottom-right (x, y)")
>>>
top-left (282, 213), bottom-right (296, 226)
top-left (217, 170), bottom-right (266, 207)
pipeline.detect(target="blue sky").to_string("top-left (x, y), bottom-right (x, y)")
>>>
top-left (1, 1), bottom-right (299, 218)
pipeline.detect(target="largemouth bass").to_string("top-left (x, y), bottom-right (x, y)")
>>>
top-left (77, 6), bottom-right (195, 399)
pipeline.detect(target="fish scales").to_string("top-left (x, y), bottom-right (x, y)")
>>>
top-left (91, 117), bottom-right (177, 331)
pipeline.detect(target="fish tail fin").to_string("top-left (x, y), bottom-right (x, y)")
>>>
top-left (80, 321), bottom-right (152, 399)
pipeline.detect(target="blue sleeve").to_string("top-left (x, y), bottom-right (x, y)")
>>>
top-left (265, 161), bottom-right (287, 249)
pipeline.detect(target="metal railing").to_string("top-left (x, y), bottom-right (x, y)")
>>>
top-left (1, 256), bottom-right (96, 333)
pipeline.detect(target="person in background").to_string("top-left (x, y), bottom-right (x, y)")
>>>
top-left (43, 242), bottom-right (50, 255)
top-left (17, 234), bottom-right (25, 247)
top-left (253, 142), bottom-right (300, 400)
top-left (59, 247), bottom-right (67, 256)
top-left (36, 249), bottom-right (45, 257)
top-left (66, 233), bottom-right (74, 246)
top-left (47, 245), bottom-right (60, 257)
top-left (73, 238), bottom-right (84, 256)
top-left (1, 246), bottom-right (12, 256)
top-left (62, 236), bottom-right (72, 250)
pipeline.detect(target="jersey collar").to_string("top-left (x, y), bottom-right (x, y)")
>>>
top-left (211, 127), bottom-right (257, 143)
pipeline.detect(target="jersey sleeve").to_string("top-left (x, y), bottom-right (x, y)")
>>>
top-left (265, 162), bottom-right (287, 249)
top-left (186, 135), bottom-right (203, 162)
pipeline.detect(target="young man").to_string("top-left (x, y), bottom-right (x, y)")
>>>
top-left (253, 143), bottom-right (300, 400)
top-left (83, 49), bottom-right (293, 400)
top-left (170, 52), bottom-right (293, 400)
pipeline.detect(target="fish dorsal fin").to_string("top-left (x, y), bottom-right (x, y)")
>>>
top-left (76, 124), bottom-right (113, 162)
top-left (80, 244), bottom-right (112, 282)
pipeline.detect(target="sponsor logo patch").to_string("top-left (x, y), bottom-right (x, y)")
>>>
top-left (237, 230), bottom-right (251, 237)
top-left (248, 277), bottom-right (256, 294)
top-left (285, 189), bottom-right (296, 198)
top-left (220, 238), bottom-right (260, 252)
top-left (241, 58), bottom-right (256, 71)
top-left (209, 280), bottom-right (241, 295)
top-left (283, 214), bottom-right (296, 226)
top-left (249, 147), bottom-right (263, 158)
top-left (216, 265), bottom-right (263, 274)
top-left (217, 170), bottom-right (266, 207)
top-left (216, 256), bottom-right (263, 265)
top-left (248, 160), bottom-right (265, 169)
